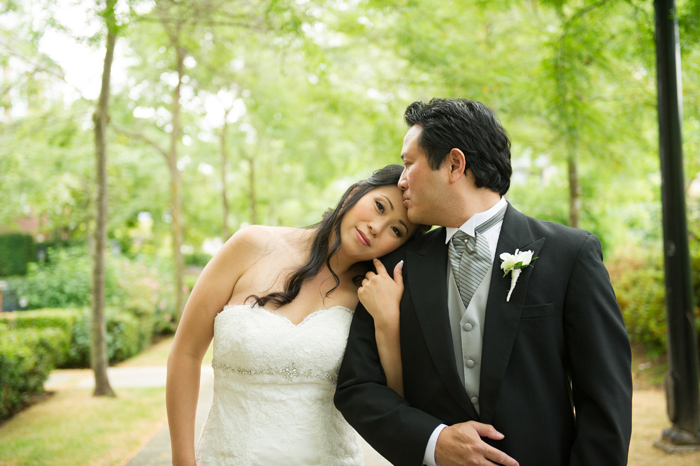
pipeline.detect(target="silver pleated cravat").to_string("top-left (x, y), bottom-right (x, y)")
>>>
top-left (448, 206), bottom-right (507, 309)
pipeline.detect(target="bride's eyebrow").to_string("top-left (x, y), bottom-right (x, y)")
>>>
top-left (380, 194), bottom-right (409, 232)
top-left (380, 194), bottom-right (395, 211)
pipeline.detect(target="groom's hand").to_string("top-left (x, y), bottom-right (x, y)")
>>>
top-left (435, 421), bottom-right (519, 466)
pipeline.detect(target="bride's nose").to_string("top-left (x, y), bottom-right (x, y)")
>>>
top-left (367, 223), bottom-right (378, 237)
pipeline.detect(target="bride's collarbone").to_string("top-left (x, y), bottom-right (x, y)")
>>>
top-left (272, 285), bottom-right (358, 320)
top-left (229, 270), bottom-right (358, 319)
top-left (265, 299), bottom-right (356, 326)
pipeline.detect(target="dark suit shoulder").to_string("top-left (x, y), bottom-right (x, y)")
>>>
top-left (502, 206), bottom-right (599, 266)
top-left (520, 212), bottom-right (593, 245)
top-left (412, 226), bottom-right (446, 247)
top-left (378, 227), bottom-right (445, 266)
top-left (525, 215), bottom-right (592, 241)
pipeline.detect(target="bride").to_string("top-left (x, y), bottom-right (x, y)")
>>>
top-left (166, 165), bottom-right (428, 466)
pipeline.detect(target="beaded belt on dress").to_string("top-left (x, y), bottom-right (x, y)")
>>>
top-left (212, 361), bottom-right (337, 382)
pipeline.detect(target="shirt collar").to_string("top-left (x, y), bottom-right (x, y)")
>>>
top-left (445, 197), bottom-right (508, 244)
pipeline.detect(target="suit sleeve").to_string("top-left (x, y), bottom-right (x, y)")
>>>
top-left (564, 234), bottom-right (632, 466)
top-left (334, 297), bottom-right (443, 466)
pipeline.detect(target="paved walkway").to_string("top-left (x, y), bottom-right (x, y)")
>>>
top-left (47, 365), bottom-right (390, 466)
top-left (121, 366), bottom-right (213, 466)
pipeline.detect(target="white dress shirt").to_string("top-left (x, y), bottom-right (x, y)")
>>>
top-left (422, 197), bottom-right (507, 466)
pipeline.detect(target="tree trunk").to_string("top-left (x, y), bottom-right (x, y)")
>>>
top-left (567, 152), bottom-right (581, 229)
top-left (220, 120), bottom-right (230, 240)
top-left (91, 0), bottom-right (117, 398)
top-left (248, 154), bottom-right (257, 225)
top-left (2, 64), bottom-right (9, 121)
top-left (171, 45), bottom-right (186, 321)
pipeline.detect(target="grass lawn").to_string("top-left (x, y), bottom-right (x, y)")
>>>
top-left (0, 335), bottom-right (213, 466)
top-left (117, 336), bottom-right (175, 367)
top-left (118, 335), bottom-right (212, 367)
top-left (0, 387), bottom-right (166, 466)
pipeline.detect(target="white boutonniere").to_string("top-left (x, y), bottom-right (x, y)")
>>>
top-left (500, 249), bottom-right (537, 302)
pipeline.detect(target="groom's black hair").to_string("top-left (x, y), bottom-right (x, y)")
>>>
top-left (404, 98), bottom-right (512, 196)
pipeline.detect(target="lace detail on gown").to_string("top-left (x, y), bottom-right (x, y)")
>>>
top-left (195, 304), bottom-right (363, 466)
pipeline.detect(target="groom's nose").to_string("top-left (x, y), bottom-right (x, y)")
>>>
top-left (398, 170), bottom-right (407, 190)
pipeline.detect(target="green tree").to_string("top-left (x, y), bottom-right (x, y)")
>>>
top-left (91, 0), bottom-right (118, 398)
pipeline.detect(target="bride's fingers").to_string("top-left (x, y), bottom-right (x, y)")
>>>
top-left (393, 260), bottom-right (404, 287)
top-left (371, 258), bottom-right (388, 276)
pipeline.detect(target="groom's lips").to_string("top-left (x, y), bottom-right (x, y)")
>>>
top-left (402, 196), bottom-right (410, 207)
top-left (356, 228), bottom-right (371, 246)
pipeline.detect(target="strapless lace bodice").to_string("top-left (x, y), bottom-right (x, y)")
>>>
top-left (195, 303), bottom-right (363, 466)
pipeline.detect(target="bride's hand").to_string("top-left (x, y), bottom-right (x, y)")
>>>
top-left (358, 259), bottom-right (404, 330)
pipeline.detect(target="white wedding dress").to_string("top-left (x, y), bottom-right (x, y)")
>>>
top-left (195, 303), bottom-right (363, 466)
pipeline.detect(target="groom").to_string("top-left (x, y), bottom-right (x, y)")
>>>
top-left (335, 98), bottom-right (632, 466)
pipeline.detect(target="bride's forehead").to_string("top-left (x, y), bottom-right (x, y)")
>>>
top-left (367, 185), bottom-right (402, 198)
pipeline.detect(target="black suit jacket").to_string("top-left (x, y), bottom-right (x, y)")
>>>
top-left (334, 204), bottom-right (632, 466)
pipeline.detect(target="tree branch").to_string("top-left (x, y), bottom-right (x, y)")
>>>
top-left (110, 122), bottom-right (169, 160)
top-left (0, 38), bottom-right (92, 103)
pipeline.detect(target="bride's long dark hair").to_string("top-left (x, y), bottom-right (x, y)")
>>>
top-left (249, 164), bottom-right (430, 308)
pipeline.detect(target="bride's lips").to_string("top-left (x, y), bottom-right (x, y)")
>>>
top-left (356, 228), bottom-right (371, 247)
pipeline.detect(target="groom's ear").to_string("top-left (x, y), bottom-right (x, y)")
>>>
top-left (446, 148), bottom-right (466, 183)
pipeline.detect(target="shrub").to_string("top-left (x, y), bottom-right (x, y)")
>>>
top-left (689, 208), bottom-right (700, 314)
top-left (184, 252), bottom-right (212, 267)
top-left (65, 308), bottom-right (144, 367)
top-left (153, 304), bottom-right (176, 335)
top-left (0, 233), bottom-right (35, 276)
top-left (0, 308), bottom-right (148, 368)
top-left (0, 309), bottom-right (78, 366)
top-left (111, 256), bottom-right (177, 336)
top-left (0, 326), bottom-right (65, 420)
top-left (608, 245), bottom-right (667, 356)
top-left (608, 241), bottom-right (700, 358)
top-left (11, 247), bottom-right (105, 309)
top-left (10, 246), bottom-right (176, 337)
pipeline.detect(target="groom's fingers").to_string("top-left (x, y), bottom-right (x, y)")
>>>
top-left (486, 446), bottom-right (518, 466)
top-left (471, 421), bottom-right (505, 441)
top-left (436, 422), bottom-right (519, 466)
top-left (468, 422), bottom-right (518, 466)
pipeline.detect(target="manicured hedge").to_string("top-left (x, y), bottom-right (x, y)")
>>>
top-left (0, 233), bottom-right (35, 276)
top-left (0, 326), bottom-right (67, 420)
top-left (0, 309), bottom-right (78, 366)
top-left (0, 307), bottom-right (154, 420)
top-left (67, 309), bottom-right (144, 367)
top-left (0, 308), bottom-right (150, 369)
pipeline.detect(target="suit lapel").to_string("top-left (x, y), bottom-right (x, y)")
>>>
top-left (478, 205), bottom-right (545, 424)
top-left (405, 229), bottom-right (478, 419)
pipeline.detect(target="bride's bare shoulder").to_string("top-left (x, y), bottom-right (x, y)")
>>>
top-left (224, 225), bottom-right (311, 257)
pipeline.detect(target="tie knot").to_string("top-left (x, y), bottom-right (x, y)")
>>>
top-left (452, 230), bottom-right (476, 254)
top-left (448, 228), bottom-right (492, 309)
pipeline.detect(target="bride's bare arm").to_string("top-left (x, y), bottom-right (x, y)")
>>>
top-left (357, 258), bottom-right (405, 397)
top-left (166, 227), bottom-right (260, 466)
